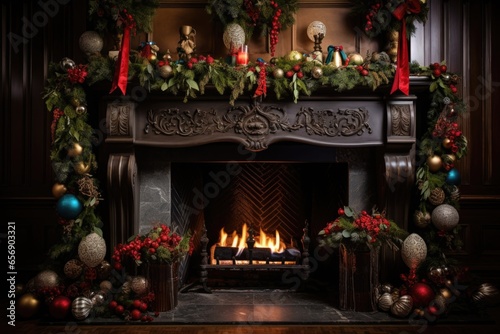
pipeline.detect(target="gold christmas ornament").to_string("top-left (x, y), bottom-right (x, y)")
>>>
top-left (348, 53), bottom-right (364, 66)
top-left (34, 270), bottom-right (61, 290)
top-left (70, 97), bottom-right (81, 107)
top-left (97, 260), bottom-right (112, 280)
top-left (17, 293), bottom-right (41, 319)
top-left (131, 276), bottom-right (149, 296)
top-left (440, 288), bottom-right (453, 300)
top-left (51, 183), bottom-right (67, 199)
top-left (427, 155), bottom-right (443, 172)
top-left (78, 232), bottom-right (106, 268)
top-left (158, 65), bottom-right (173, 79)
top-left (429, 187), bottom-right (446, 206)
top-left (72, 296), bottom-right (93, 320)
top-left (401, 233), bottom-right (427, 269)
top-left (311, 66), bottom-right (323, 79)
top-left (91, 291), bottom-right (106, 306)
top-left (99, 280), bottom-right (113, 293)
top-left (273, 68), bottom-right (284, 79)
top-left (414, 210), bottom-right (430, 228)
top-left (67, 143), bottom-right (83, 157)
top-left (74, 161), bottom-right (91, 175)
top-left (378, 292), bottom-right (394, 311)
top-left (442, 138), bottom-right (452, 149)
top-left (288, 50), bottom-right (303, 62)
top-left (64, 259), bottom-right (84, 279)
top-left (390, 295), bottom-right (413, 317)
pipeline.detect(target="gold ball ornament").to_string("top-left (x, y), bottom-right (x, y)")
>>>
top-left (429, 187), bottom-right (446, 206)
top-left (427, 155), bottom-right (443, 172)
top-left (72, 297), bottom-right (93, 320)
top-left (64, 259), bottom-right (84, 279)
top-left (70, 97), bottom-right (81, 107)
top-left (348, 53), bottom-right (364, 66)
top-left (311, 66), bottom-right (323, 79)
top-left (17, 293), bottom-right (41, 319)
top-left (273, 68), bottom-right (284, 79)
top-left (442, 138), bottom-right (452, 149)
top-left (414, 210), bottom-right (430, 228)
top-left (91, 291), bottom-right (106, 306)
top-left (78, 232), bottom-right (106, 268)
top-left (288, 50), bottom-right (303, 62)
top-left (401, 233), bottom-right (427, 270)
top-left (378, 292), bottom-right (394, 311)
top-left (100, 280), bottom-right (113, 292)
top-left (131, 276), bottom-right (149, 296)
top-left (158, 64), bottom-right (173, 79)
top-left (390, 295), bottom-right (413, 317)
top-left (52, 183), bottom-right (67, 199)
top-left (34, 270), bottom-right (61, 290)
top-left (74, 161), bottom-right (91, 175)
top-left (97, 260), bottom-right (112, 280)
top-left (67, 143), bottom-right (83, 157)
top-left (440, 288), bottom-right (453, 300)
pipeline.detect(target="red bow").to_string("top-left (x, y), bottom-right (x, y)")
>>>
top-left (390, 0), bottom-right (421, 95)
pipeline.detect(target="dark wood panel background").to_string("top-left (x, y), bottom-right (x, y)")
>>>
top-left (1, 0), bottom-right (500, 284)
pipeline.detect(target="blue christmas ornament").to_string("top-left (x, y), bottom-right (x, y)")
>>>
top-left (56, 194), bottom-right (83, 219)
top-left (446, 168), bottom-right (461, 185)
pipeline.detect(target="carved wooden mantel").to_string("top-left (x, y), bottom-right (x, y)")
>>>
top-left (103, 85), bottom-right (422, 252)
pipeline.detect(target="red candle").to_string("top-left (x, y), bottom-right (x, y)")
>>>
top-left (236, 45), bottom-right (248, 65)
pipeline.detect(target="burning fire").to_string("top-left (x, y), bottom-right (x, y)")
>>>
top-left (217, 223), bottom-right (287, 255)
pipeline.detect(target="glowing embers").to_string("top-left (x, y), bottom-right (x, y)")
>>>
top-left (210, 223), bottom-right (300, 265)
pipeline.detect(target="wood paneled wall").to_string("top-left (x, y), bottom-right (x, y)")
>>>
top-left (1, 0), bottom-right (499, 283)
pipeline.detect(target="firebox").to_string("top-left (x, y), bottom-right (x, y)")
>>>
top-left (103, 86), bottom-right (419, 290)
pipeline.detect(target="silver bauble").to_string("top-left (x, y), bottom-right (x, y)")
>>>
top-left (75, 105), bottom-right (87, 115)
top-left (390, 295), bottom-right (413, 317)
top-left (273, 68), bottom-right (284, 79)
top-left (311, 66), bottom-right (323, 79)
top-left (380, 284), bottom-right (393, 294)
top-left (91, 291), bottom-right (106, 306)
top-left (72, 297), bottom-right (93, 320)
top-left (60, 57), bottom-right (76, 70)
top-left (432, 204), bottom-right (459, 231)
top-left (79, 31), bottom-right (103, 56)
top-left (96, 260), bottom-right (112, 280)
top-left (472, 283), bottom-right (500, 306)
top-left (401, 233), bottom-right (427, 269)
top-left (34, 270), bottom-right (60, 290)
top-left (378, 292), bottom-right (394, 311)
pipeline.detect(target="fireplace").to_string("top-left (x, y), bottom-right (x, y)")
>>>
top-left (103, 84), bottom-right (420, 290)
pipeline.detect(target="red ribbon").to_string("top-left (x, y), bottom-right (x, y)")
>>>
top-left (390, 0), bottom-right (421, 95)
top-left (110, 25), bottom-right (131, 95)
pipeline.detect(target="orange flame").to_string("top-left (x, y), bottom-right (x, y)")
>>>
top-left (217, 223), bottom-right (286, 254)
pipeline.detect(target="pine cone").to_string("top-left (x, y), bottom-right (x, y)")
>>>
top-left (449, 185), bottom-right (460, 201)
top-left (429, 187), bottom-right (445, 206)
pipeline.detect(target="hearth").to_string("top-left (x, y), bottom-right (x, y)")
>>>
top-left (103, 86), bottom-right (419, 291)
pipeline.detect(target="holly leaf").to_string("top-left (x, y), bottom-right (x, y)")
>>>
top-left (161, 81), bottom-right (168, 91)
top-left (430, 81), bottom-right (438, 92)
top-left (186, 79), bottom-right (199, 91)
top-left (93, 226), bottom-right (103, 238)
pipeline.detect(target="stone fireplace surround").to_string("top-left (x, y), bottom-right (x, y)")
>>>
top-left (103, 83), bottom-right (424, 315)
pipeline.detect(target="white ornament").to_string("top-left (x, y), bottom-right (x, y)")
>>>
top-left (307, 21), bottom-right (327, 42)
top-left (401, 233), bottom-right (427, 269)
top-left (223, 23), bottom-right (246, 51)
top-left (72, 297), bottom-right (92, 320)
top-left (78, 232), bottom-right (106, 268)
top-left (79, 31), bottom-right (103, 56)
top-left (431, 204), bottom-right (459, 231)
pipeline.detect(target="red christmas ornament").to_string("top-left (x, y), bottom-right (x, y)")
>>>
top-left (410, 282), bottom-right (435, 308)
top-left (49, 295), bottom-right (71, 320)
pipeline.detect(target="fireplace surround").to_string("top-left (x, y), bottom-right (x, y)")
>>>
top-left (103, 82), bottom-right (425, 289)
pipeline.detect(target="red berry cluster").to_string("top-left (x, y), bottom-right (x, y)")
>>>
top-left (355, 65), bottom-right (369, 76)
top-left (432, 117), bottom-right (462, 154)
top-left (431, 62), bottom-right (457, 93)
top-left (112, 224), bottom-right (193, 271)
top-left (51, 108), bottom-right (64, 142)
top-left (244, 0), bottom-right (260, 25)
top-left (364, 3), bottom-right (381, 32)
top-left (285, 64), bottom-right (303, 79)
top-left (67, 64), bottom-right (88, 84)
top-left (353, 210), bottom-right (391, 244)
top-left (269, 1), bottom-right (282, 57)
